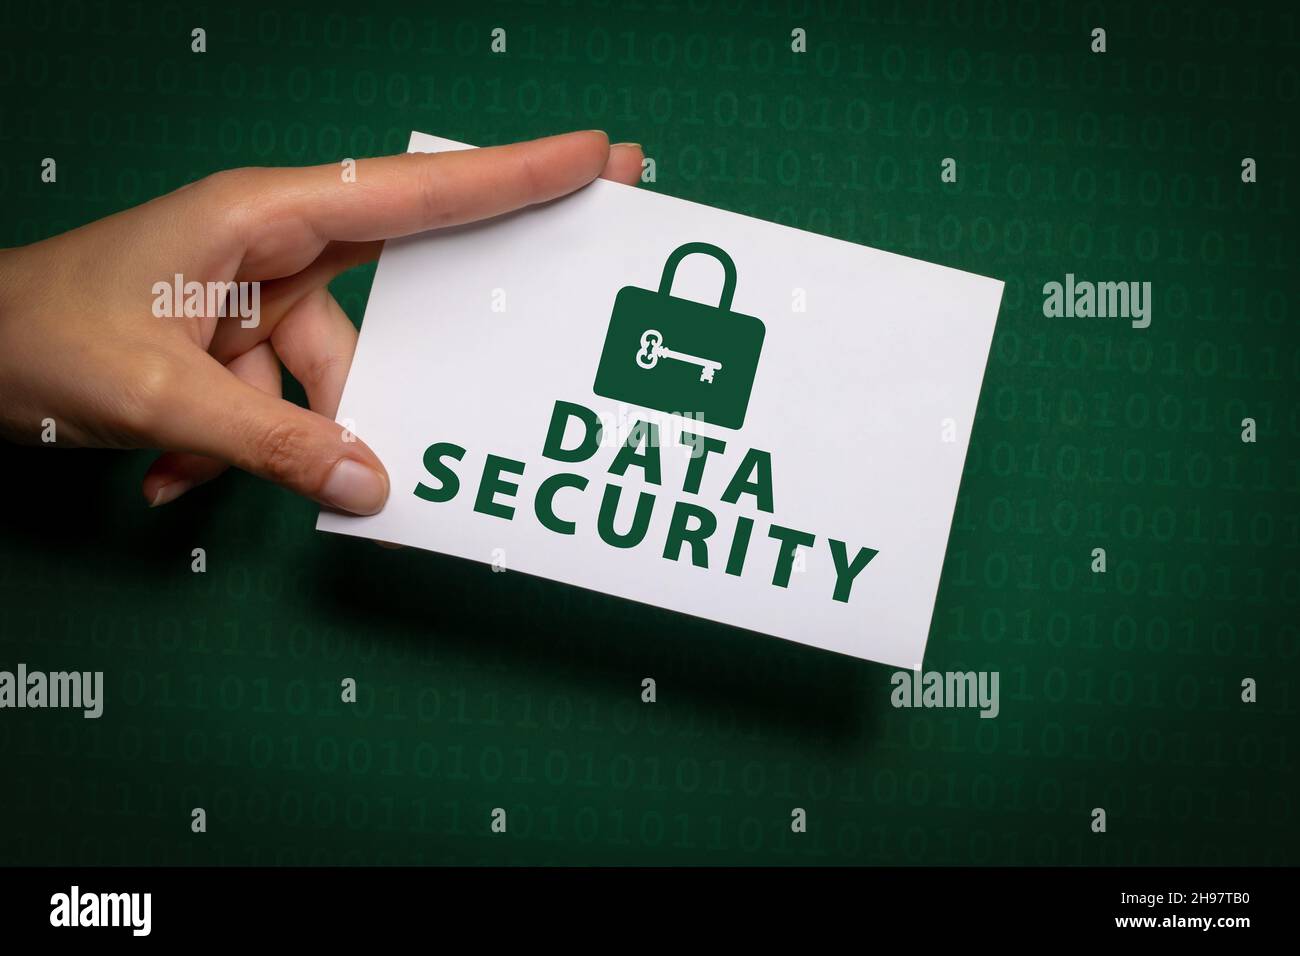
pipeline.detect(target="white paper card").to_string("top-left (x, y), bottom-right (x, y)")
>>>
top-left (317, 131), bottom-right (1003, 668)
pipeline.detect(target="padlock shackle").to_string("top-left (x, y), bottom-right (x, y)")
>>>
top-left (658, 242), bottom-right (737, 312)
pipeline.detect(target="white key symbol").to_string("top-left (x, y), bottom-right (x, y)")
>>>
top-left (635, 329), bottom-right (723, 383)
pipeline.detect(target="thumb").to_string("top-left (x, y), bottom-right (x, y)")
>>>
top-left (161, 359), bottom-right (389, 515)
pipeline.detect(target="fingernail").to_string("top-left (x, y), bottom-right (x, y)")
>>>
top-left (612, 142), bottom-right (642, 150)
top-left (149, 481), bottom-right (191, 508)
top-left (322, 459), bottom-right (388, 515)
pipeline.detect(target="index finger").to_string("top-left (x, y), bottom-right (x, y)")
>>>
top-left (212, 130), bottom-right (615, 278)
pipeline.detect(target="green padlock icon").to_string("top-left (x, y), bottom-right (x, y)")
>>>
top-left (593, 242), bottom-right (765, 430)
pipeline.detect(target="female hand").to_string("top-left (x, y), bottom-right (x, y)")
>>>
top-left (0, 131), bottom-right (642, 514)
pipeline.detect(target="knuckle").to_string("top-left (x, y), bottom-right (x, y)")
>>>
top-left (111, 357), bottom-right (179, 437)
top-left (516, 148), bottom-right (546, 198)
top-left (197, 167), bottom-right (263, 235)
top-left (303, 352), bottom-right (348, 392)
top-left (415, 156), bottom-right (452, 227)
top-left (201, 166), bottom-right (257, 200)
top-left (248, 419), bottom-right (308, 486)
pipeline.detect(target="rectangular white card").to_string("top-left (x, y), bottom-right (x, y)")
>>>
top-left (317, 131), bottom-right (1003, 668)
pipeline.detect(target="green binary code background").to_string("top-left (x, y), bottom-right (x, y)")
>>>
top-left (1, 0), bottom-right (1296, 865)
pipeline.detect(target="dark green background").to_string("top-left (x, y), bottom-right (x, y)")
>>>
top-left (1, 0), bottom-right (1296, 865)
